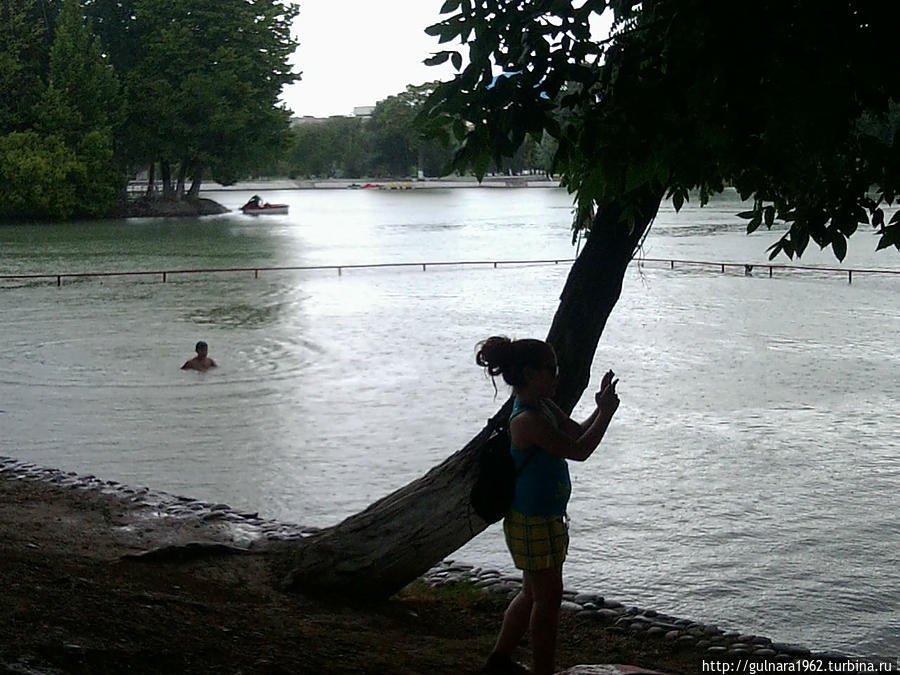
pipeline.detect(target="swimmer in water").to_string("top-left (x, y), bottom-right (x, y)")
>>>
top-left (181, 341), bottom-right (217, 371)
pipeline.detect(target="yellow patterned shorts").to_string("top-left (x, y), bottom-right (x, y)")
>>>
top-left (503, 510), bottom-right (569, 572)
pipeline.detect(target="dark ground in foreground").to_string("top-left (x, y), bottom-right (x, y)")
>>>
top-left (0, 477), bottom-right (792, 674)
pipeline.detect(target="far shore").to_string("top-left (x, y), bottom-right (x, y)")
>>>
top-left (196, 175), bottom-right (564, 192)
top-left (112, 176), bottom-right (563, 219)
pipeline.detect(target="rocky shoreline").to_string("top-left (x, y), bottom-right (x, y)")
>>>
top-left (109, 196), bottom-right (230, 218)
top-left (0, 456), bottom-right (893, 673)
top-left (424, 562), bottom-right (828, 665)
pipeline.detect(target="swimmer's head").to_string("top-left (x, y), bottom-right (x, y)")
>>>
top-left (195, 341), bottom-right (208, 354)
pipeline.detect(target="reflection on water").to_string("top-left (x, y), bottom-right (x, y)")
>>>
top-left (189, 302), bottom-right (289, 329)
top-left (1, 188), bottom-right (898, 658)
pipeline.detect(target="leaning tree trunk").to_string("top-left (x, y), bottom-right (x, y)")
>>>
top-left (187, 167), bottom-right (203, 198)
top-left (278, 186), bottom-right (665, 599)
top-left (549, 190), bottom-right (664, 414)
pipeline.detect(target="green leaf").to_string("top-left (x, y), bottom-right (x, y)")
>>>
top-left (764, 205), bottom-right (775, 227)
top-left (440, 0), bottom-right (461, 14)
top-left (809, 226), bottom-right (829, 248)
top-left (737, 210), bottom-right (756, 219)
top-left (747, 215), bottom-right (762, 234)
top-left (876, 224), bottom-right (900, 250)
top-left (793, 228), bottom-right (809, 257)
top-left (452, 119), bottom-right (467, 141)
top-left (836, 218), bottom-right (858, 238)
top-left (831, 232), bottom-right (847, 261)
top-left (424, 52), bottom-right (451, 67)
top-left (451, 52), bottom-right (463, 71)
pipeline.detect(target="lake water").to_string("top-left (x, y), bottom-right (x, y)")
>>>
top-left (1, 187), bottom-right (898, 659)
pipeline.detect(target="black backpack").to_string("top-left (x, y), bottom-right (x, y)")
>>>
top-left (470, 424), bottom-right (537, 523)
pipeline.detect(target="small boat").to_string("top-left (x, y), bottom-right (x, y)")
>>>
top-left (240, 195), bottom-right (289, 215)
top-left (241, 203), bottom-right (289, 215)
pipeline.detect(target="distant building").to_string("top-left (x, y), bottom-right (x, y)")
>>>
top-left (290, 116), bottom-right (329, 127)
top-left (290, 106), bottom-right (375, 127)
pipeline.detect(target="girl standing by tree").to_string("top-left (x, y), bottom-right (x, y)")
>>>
top-left (475, 336), bottom-right (620, 675)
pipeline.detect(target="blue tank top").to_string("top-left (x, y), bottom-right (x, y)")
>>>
top-left (509, 398), bottom-right (571, 517)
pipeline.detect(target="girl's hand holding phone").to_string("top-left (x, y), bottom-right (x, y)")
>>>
top-left (595, 369), bottom-right (620, 414)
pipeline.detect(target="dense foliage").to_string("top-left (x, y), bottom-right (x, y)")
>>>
top-left (0, 0), bottom-right (121, 219)
top-left (0, 0), bottom-right (298, 220)
top-left (421, 0), bottom-right (900, 259)
top-left (109, 0), bottom-right (298, 191)
top-left (280, 82), bottom-right (555, 180)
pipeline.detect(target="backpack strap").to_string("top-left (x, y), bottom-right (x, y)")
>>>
top-left (514, 447), bottom-right (538, 477)
top-left (488, 417), bottom-right (538, 478)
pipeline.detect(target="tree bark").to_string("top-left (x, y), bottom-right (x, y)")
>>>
top-left (549, 188), bottom-right (664, 414)
top-left (161, 161), bottom-right (173, 200)
top-left (277, 186), bottom-right (664, 600)
top-left (279, 405), bottom-right (511, 598)
top-left (187, 166), bottom-right (203, 198)
top-left (145, 163), bottom-right (156, 199)
top-left (175, 162), bottom-right (187, 200)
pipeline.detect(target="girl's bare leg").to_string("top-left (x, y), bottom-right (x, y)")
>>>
top-left (527, 567), bottom-right (563, 675)
top-left (492, 573), bottom-right (533, 655)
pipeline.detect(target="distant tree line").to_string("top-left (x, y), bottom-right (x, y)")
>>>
top-left (0, 0), bottom-right (298, 220)
top-left (270, 83), bottom-right (560, 180)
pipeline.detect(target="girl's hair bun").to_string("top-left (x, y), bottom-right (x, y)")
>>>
top-left (475, 335), bottom-right (513, 377)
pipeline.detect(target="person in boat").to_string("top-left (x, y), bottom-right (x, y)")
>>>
top-left (243, 195), bottom-right (262, 210)
top-left (181, 341), bottom-right (217, 371)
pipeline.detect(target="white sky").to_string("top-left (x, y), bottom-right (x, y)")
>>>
top-left (281, 1), bottom-right (458, 118)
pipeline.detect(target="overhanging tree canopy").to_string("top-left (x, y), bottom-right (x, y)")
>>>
top-left (421, 0), bottom-right (900, 259)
